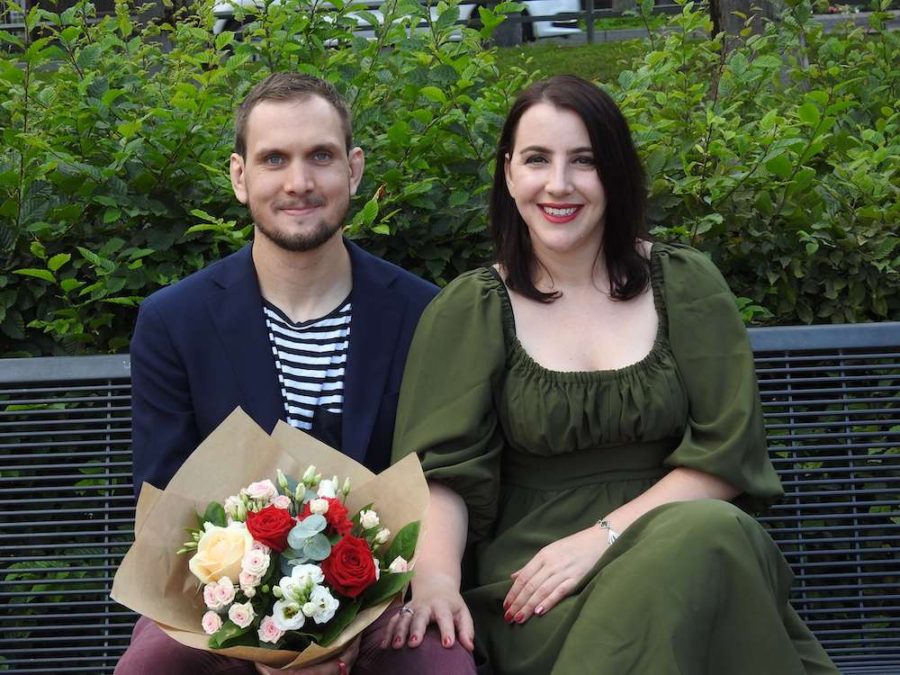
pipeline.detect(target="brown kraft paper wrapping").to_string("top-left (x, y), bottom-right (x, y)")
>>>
top-left (111, 407), bottom-right (428, 669)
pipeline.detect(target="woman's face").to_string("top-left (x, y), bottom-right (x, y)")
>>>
top-left (504, 102), bottom-right (607, 260)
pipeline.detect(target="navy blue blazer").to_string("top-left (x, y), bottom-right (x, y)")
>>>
top-left (130, 240), bottom-right (437, 499)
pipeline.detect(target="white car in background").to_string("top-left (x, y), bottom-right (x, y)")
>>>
top-left (212, 0), bottom-right (581, 42)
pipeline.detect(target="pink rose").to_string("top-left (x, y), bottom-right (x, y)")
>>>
top-left (243, 480), bottom-right (277, 501)
top-left (213, 577), bottom-right (236, 606)
top-left (258, 615), bottom-right (285, 644)
top-left (202, 610), bottom-right (223, 635)
top-left (270, 495), bottom-right (292, 510)
top-left (388, 555), bottom-right (409, 573)
top-left (228, 601), bottom-right (255, 629)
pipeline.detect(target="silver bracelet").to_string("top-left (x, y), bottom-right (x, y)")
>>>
top-left (596, 519), bottom-right (620, 546)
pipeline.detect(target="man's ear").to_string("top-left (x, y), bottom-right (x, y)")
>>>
top-left (230, 153), bottom-right (248, 204)
top-left (348, 147), bottom-right (365, 196)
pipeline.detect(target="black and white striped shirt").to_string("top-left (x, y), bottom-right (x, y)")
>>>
top-left (263, 298), bottom-right (351, 432)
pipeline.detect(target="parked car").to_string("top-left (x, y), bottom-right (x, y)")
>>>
top-left (212, 0), bottom-right (581, 42)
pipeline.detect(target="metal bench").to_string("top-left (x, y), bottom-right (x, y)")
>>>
top-left (1, 323), bottom-right (898, 673)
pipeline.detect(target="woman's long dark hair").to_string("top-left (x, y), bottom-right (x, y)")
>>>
top-left (490, 75), bottom-right (650, 302)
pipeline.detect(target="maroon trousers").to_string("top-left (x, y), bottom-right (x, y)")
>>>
top-left (115, 606), bottom-right (476, 675)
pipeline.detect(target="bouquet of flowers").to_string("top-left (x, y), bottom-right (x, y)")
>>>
top-left (112, 408), bottom-right (428, 669)
top-left (182, 465), bottom-right (417, 651)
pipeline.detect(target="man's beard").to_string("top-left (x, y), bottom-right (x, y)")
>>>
top-left (251, 201), bottom-right (347, 253)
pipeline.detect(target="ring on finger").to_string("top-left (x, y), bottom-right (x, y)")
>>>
top-left (400, 605), bottom-right (414, 616)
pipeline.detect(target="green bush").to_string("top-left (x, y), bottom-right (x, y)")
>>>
top-left (0, 0), bottom-right (897, 356)
top-left (0, 0), bottom-right (527, 355)
top-left (618, 0), bottom-right (899, 324)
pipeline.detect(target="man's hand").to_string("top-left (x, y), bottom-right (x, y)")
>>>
top-left (382, 573), bottom-right (475, 652)
top-left (255, 635), bottom-right (360, 675)
top-left (502, 526), bottom-right (609, 624)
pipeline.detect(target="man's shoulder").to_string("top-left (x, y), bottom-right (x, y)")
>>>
top-left (348, 241), bottom-right (438, 306)
top-left (141, 247), bottom-right (248, 314)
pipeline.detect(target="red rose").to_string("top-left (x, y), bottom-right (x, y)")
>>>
top-left (300, 497), bottom-right (352, 536)
top-left (322, 535), bottom-right (377, 598)
top-left (246, 504), bottom-right (295, 552)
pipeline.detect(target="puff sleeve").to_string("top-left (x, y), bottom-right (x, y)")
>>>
top-left (391, 269), bottom-right (508, 542)
top-left (659, 244), bottom-right (783, 511)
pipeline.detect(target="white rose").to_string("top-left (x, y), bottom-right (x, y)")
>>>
top-left (388, 556), bottom-right (409, 573)
top-left (309, 498), bottom-right (330, 515)
top-left (374, 528), bottom-right (391, 545)
top-left (242, 479), bottom-right (277, 501)
top-left (202, 610), bottom-right (223, 635)
top-left (273, 599), bottom-right (306, 631)
top-left (316, 479), bottom-right (337, 499)
top-left (241, 549), bottom-right (270, 577)
top-left (228, 601), bottom-right (255, 629)
top-left (189, 523), bottom-right (253, 584)
top-left (359, 509), bottom-right (380, 530)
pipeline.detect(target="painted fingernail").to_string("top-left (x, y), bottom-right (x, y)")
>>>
top-left (409, 634), bottom-right (419, 644)
top-left (394, 637), bottom-right (403, 647)
top-left (535, 606), bottom-right (544, 616)
top-left (503, 599), bottom-right (511, 610)
top-left (504, 610), bottom-right (513, 623)
top-left (443, 636), bottom-right (453, 647)
top-left (514, 612), bottom-right (525, 623)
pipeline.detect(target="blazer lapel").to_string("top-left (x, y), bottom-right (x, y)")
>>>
top-left (342, 241), bottom-right (404, 463)
top-left (206, 245), bottom-right (284, 433)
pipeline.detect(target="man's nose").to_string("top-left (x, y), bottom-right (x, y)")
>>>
top-left (284, 161), bottom-right (313, 193)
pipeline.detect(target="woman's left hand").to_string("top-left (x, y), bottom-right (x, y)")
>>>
top-left (502, 526), bottom-right (608, 624)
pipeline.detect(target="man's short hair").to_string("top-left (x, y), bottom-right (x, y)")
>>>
top-left (234, 72), bottom-right (353, 158)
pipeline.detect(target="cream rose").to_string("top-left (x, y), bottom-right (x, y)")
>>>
top-left (189, 523), bottom-right (254, 584)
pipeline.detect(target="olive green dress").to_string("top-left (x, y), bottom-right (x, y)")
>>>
top-left (392, 243), bottom-right (837, 675)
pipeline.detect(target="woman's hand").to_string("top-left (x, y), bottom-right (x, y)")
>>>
top-left (382, 572), bottom-right (475, 652)
top-left (255, 635), bottom-right (360, 675)
top-left (503, 526), bottom-right (608, 624)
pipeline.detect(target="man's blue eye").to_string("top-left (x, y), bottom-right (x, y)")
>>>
top-left (264, 155), bottom-right (284, 165)
top-left (313, 151), bottom-right (332, 162)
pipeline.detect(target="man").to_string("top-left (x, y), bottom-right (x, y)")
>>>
top-left (116, 73), bottom-right (476, 675)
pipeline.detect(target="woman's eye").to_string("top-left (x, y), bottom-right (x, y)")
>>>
top-left (523, 155), bottom-right (547, 165)
top-left (574, 155), bottom-right (595, 166)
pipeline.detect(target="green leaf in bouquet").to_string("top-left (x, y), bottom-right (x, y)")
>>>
top-left (384, 521), bottom-right (420, 563)
top-left (289, 514), bottom-right (327, 548)
top-left (203, 502), bottom-right (227, 528)
top-left (319, 599), bottom-right (362, 646)
top-left (360, 570), bottom-right (414, 608)
top-left (209, 620), bottom-right (253, 649)
top-left (302, 533), bottom-right (332, 561)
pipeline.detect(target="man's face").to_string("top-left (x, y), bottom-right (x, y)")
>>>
top-left (230, 96), bottom-right (364, 252)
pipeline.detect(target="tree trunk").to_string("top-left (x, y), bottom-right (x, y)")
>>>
top-left (710, 0), bottom-right (783, 48)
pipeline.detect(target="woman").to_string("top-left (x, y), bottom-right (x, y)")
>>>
top-left (386, 75), bottom-right (836, 674)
